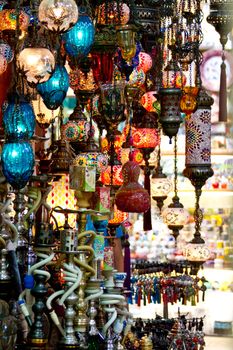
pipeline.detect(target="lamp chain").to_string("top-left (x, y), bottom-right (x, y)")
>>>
top-left (195, 0), bottom-right (203, 88)
top-left (194, 188), bottom-right (203, 236)
top-left (174, 135), bottom-right (178, 198)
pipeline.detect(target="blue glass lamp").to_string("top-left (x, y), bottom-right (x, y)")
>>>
top-left (62, 13), bottom-right (95, 58)
top-left (36, 65), bottom-right (70, 110)
top-left (3, 95), bottom-right (35, 140)
top-left (1, 141), bottom-right (35, 189)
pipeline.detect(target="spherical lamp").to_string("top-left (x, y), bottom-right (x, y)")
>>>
top-left (38, 0), bottom-right (78, 33)
top-left (36, 64), bottom-right (69, 110)
top-left (162, 198), bottom-right (189, 239)
top-left (17, 48), bottom-right (55, 84)
top-left (1, 141), bottom-right (35, 189)
top-left (3, 95), bottom-right (35, 140)
top-left (62, 12), bottom-right (95, 59)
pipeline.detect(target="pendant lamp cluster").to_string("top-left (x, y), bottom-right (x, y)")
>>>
top-left (0, 0), bottom-right (228, 272)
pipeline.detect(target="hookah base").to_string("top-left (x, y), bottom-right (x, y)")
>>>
top-left (22, 344), bottom-right (47, 350)
top-left (58, 344), bottom-right (79, 350)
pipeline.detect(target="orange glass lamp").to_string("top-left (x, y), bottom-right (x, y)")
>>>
top-left (100, 163), bottom-right (123, 187)
top-left (47, 175), bottom-right (77, 227)
top-left (140, 91), bottom-right (159, 113)
top-left (95, 1), bottom-right (130, 26)
top-left (109, 205), bottom-right (128, 226)
top-left (0, 9), bottom-right (29, 32)
top-left (132, 105), bottom-right (160, 231)
top-left (180, 86), bottom-right (199, 119)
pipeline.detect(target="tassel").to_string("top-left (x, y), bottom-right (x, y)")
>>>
top-left (123, 233), bottom-right (131, 291)
top-left (143, 166), bottom-right (152, 231)
top-left (219, 53), bottom-right (227, 122)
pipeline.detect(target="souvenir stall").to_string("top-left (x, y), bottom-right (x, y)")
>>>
top-left (0, 1), bottom-right (232, 350)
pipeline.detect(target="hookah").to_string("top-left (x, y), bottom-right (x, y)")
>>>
top-left (100, 269), bottom-right (131, 350)
top-left (17, 175), bottom-right (56, 349)
top-left (46, 208), bottom-right (83, 350)
top-left (73, 207), bottom-right (97, 348)
top-left (0, 186), bottom-right (18, 300)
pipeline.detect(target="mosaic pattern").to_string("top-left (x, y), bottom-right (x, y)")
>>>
top-left (47, 175), bottom-right (77, 228)
top-left (100, 165), bottom-right (123, 186)
top-left (73, 152), bottom-right (108, 175)
top-left (186, 109), bottom-right (211, 165)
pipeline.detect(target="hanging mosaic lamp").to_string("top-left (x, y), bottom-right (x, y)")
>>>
top-left (36, 65), bottom-right (70, 110)
top-left (151, 138), bottom-right (172, 212)
top-left (162, 136), bottom-right (189, 239)
top-left (140, 91), bottom-right (159, 113)
top-left (183, 88), bottom-right (214, 189)
top-left (100, 163), bottom-right (123, 187)
top-left (159, 61), bottom-right (183, 142)
top-left (95, 1), bottom-right (130, 26)
top-left (0, 9), bottom-right (29, 32)
top-left (17, 48), bottom-right (55, 84)
top-left (0, 42), bottom-right (14, 63)
top-left (0, 55), bottom-right (7, 75)
top-left (38, 0), bottom-right (78, 33)
top-left (72, 135), bottom-right (108, 177)
top-left (108, 205), bottom-right (128, 227)
top-left (62, 12), bottom-right (95, 59)
top-left (162, 197), bottom-right (189, 239)
top-left (3, 94), bottom-right (36, 140)
top-left (137, 51), bottom-right (153, 73)
top-left (1, 141), bottom-right (35, 189)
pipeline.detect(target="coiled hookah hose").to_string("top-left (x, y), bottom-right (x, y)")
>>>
top-left (73, 230), bottom-right (96, 277)
top-left (46, 262), bottom-right (83, 337)
top-left (100, 292), bottom-right (126, 337)
top-left (18, 250), bottom-right (55, 327)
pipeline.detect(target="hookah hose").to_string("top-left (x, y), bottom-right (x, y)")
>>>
top-left (18, 251), bottom-right (55, 327)
top-left (46, 262), bottom-right (83, 336)
top-left (0, 196), bottom-right (22, 295)
top-left (23, 187), bottom-right (42, 229)
top-left (100, 293), bottom-right (126, 336)
top-left (73, 230), bottom-right (96, 277)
